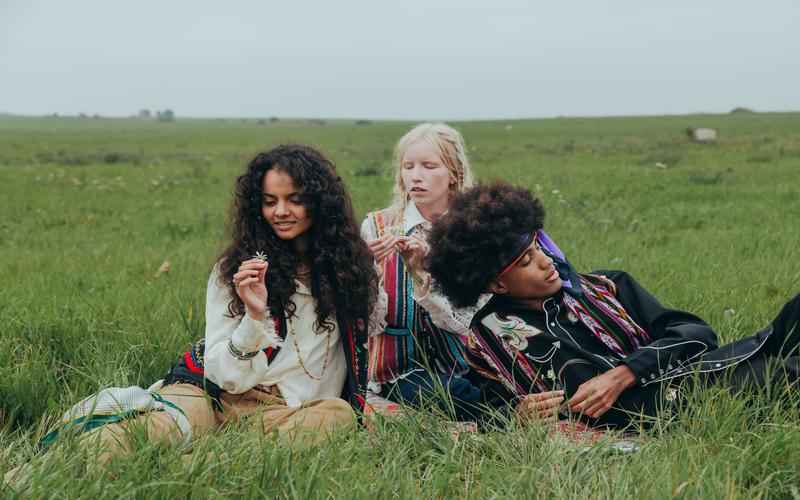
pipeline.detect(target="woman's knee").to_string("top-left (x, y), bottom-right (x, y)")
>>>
top-left (156, 383), bottom-right (218, 434)
top-left (305, 398), bottom-right (356, 426)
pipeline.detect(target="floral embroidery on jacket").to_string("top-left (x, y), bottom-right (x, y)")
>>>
top-left (480, 313), bottom-right (543, 351)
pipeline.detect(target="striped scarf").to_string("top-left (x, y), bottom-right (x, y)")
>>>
top-left (466, 235), bottom-right (652, 398)
top-left (562, 273), bottom-right (652, 357)
top-left (535, 238), bottom-right (651, 357)
top-left (467, 272), bottom-right (652, 399)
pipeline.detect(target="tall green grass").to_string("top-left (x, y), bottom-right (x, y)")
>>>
top-left (1, 113), bottom-right (799, 498)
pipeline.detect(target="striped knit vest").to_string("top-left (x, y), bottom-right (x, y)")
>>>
top-left (366, 209), bottom-right (470, 384)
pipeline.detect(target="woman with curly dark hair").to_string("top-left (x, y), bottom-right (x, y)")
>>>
top-left (427, 181), bottom-right (800, 428)
top-left (6, 145), bottom-right (379, 485)
top-left (189, 144), bottom-right (378, 411)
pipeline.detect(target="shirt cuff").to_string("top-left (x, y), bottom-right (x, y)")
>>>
top-left (620, 358), bottom-right (652, 387)
top-left (413, 287), bottom-right (446, 315)
top-left (231, 313), bottom-right (282, 353)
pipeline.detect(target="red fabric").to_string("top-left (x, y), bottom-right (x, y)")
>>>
top-left (183, 351), bottom-right (203, 374)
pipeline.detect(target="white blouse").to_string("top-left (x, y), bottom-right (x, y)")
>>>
top-left (203, 268), bottom-right (347, 407)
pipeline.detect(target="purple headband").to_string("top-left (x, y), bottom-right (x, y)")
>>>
top-left (494, 229), bottom-right (573, 289)
top-left (496, 231), bottom-right (537, 278)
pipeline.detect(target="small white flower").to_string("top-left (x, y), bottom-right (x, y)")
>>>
top-left (254, 251), bottom-right (269, 262)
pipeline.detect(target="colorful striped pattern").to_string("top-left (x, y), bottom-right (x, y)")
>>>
top-left (563, 274), bottom-right (651, 356)
top-left (469, 321), bottom-right (550, 395)
top-left (467, 273), bottom-right (651, 398)
top-left (367, 209), bottom-right (470, 384)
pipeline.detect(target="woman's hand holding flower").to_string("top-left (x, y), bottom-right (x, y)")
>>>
top-left (234, 258), bottom-right (268, 320)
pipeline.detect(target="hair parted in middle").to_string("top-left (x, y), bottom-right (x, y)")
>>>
top-left (388, 122), bottom-right (475, 218)
top-left (217, 144), bottom-right (378, 328)
top-left (426, 181), bottom-right (546, 308)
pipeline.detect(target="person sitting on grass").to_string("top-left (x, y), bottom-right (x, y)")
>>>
top-left (425, 181), bottom-right (800, 428)
top-left (361, 123), bottom-right (568, 424)
top-left (5, 144), bottom-right (380, 485)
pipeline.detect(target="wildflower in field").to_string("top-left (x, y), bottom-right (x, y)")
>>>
top-left (155, 260), bottom-right (170, 277)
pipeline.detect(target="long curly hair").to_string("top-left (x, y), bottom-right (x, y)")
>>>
top-left (217, 144), bottom-right (378, 327)
top-left (426, 182), bottom-right (545, 308)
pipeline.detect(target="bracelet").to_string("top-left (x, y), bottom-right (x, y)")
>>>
top-left (227, 338), bottom-right (260, 360)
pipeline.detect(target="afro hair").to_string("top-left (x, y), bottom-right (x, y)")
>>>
top-left (426, 181), bottom-right (545, 308)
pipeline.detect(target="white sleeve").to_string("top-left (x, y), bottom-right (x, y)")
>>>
top-left (361, 214), bottom-right (389, 337)
top-left (368, 276), bottom-right (388, 337)
top-left (203, 266), bottom-right (283, 394)
top-left (360, 215), bottom-right (378, 243)
top-left (413, 287), bottom-right (492, 337)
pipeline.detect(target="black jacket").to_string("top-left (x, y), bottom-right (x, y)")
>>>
top-left (467, 271), bottom-right (772, 427)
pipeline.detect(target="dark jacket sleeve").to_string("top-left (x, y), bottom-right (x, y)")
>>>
top-left (593, 270), bottom-right (719, 386)
top-left (340, 318), bottom-right (368, 412)
top-left (353, 327), bottom-right (369, 410)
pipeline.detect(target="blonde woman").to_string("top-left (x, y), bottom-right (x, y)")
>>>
top-left (361, 123), bottom-right (508, 423)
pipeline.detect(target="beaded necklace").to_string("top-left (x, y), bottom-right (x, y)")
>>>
top-left (289, 265), bottom-right (331, 381)
top-left (289, 316), bottom-right (332, 381)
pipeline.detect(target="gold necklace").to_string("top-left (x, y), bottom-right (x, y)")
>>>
top-left (289, 316), bottom-right (331, 381)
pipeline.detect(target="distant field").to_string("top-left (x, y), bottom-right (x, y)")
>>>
top-left (1, 113), bottom-right (799, 498)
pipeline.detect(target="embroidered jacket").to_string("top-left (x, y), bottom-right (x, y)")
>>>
top-left (467, 271), bottom-right (745, 427)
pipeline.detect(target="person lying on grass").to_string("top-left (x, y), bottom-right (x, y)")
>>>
top-left (5, 144), bottom-right (381, 486)
top-left (424, 181), bottom-right (800, 428)
top-left (361, 123), bottom-right (567, 425)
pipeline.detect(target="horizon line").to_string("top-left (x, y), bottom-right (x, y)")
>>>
top-left (1, 108), bottom-right (797, 123)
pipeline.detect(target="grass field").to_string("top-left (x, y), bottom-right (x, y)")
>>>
top-left (1, 112), bottom-right (799, 498)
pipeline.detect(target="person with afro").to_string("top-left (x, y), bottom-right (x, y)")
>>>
top-left (426, 181), bottom-right (800, 428)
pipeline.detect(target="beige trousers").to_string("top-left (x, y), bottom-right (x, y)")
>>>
top-left (89, 384), bottom-right (354, 461)
top-left (5, 383), bottom-right (354, 482)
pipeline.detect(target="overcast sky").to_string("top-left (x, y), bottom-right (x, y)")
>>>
top-left (2, 1), bottom-right (798, 120)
